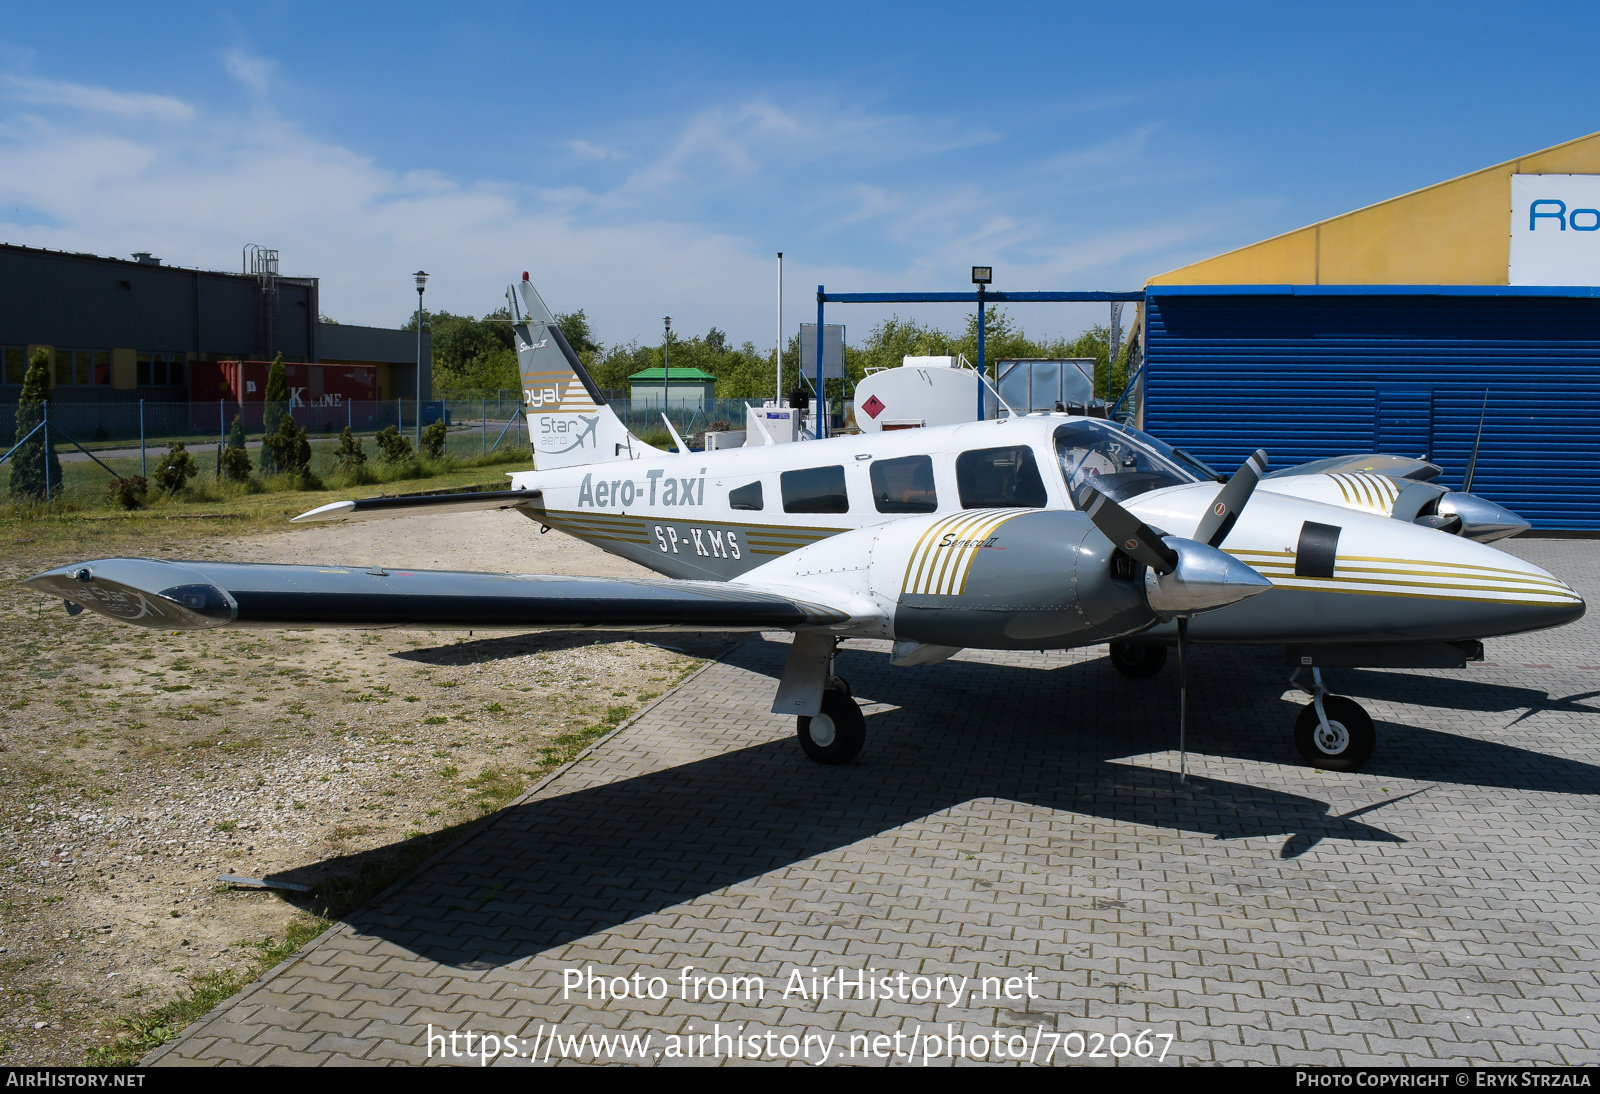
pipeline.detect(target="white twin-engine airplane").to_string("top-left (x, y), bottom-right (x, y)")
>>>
top-left (28, 276), bottom-right (1584, 775)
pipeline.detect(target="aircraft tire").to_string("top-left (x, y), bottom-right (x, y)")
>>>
top-left (1109, 642), bottom-right (1168, 678)
top-left (797, 690), bottom-right (865, 765)
top-left (1294, 696), bottom-right (1375, 772)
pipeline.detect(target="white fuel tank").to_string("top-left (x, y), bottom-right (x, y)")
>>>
top-left (853, 360), bottom-right (998, 432)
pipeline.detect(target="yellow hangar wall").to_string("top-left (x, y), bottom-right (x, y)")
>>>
top-left (1149, 131), bottom-right (1600, 286)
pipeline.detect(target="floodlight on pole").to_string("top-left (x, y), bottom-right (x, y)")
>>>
top-left (973, 266), bottom-right (991, 419)
top-left (413, 271), bottom-right (428, 447)
top-left (663, 316), bottom-right (672, 418)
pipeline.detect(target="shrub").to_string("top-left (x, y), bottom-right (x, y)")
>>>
top-left (420, 420), bottom-right (447, 460)
top-left (375, 425), bottom-right (414, 464)
top-left (7, 349), bottom-right (62, 501)
top-left (105, 475), bottom-right (149, 511)
top-left (220, 415), bottom-right (252, 482)
top-left (261, 413), bottom-right (320, 489)
top-left (152, 442), bottom-right (199, 496)
top-left (334, 428), bottom-right (367, 472)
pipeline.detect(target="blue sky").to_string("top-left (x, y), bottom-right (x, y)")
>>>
top-left (1, 2), bottom-right (1597, 349)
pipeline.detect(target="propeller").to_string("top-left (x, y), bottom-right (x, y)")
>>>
top-left (1081, 452), bottom-right (1275, 784)
top-left (1078, 487), bottom-right (1179, 573)
top-left (1192, 449), bottom-right (1267, 547)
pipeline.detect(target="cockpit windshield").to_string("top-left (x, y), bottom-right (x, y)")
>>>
top-left (1054, 421), bottom-right (1201, 506)
top-left (1111, 424), bottom-right (1225, 483)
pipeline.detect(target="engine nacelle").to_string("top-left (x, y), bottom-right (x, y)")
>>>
top-left (868, 509), bottom-right (1155, 650)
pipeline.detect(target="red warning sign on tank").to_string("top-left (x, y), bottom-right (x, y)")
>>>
top-left (861, 394), bottom-right (886, 419)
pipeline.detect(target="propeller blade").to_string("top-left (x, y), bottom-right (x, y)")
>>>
top-left (1193, 449), bottom-right (1268, 548)
top-left (1079, 486), bottom-right (1180, 574)
top-left (1462, 390), bottom-right (1487, 494)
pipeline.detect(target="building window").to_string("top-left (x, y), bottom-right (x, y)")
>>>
top-left (137, 352), bottom-right (185, 388)
top-left (93, 351), bottom-right (110, 386)
top-left (49, 349), bottom-right (115, 386)
top-left (1, 347), bottom-right (25, 385)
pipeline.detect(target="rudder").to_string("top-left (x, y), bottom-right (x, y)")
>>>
top-left (511, 275), bottom-right (662, 469)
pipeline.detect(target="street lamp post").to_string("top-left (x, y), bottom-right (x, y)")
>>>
top-left (413, 270), bottom-right (428, 447)
top-left (663, 315), bottom-right (672, 431)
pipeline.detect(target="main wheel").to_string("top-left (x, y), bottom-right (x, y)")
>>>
top-left (797, 689), bottom-right (866, 765)
top-left (1294, 695), bottom-right (1376, 772)
top-left (1109, 642), bottom-right (1168, 678)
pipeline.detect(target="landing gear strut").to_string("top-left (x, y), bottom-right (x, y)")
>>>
top-left (1290, 667), bottom-right (1375, 771)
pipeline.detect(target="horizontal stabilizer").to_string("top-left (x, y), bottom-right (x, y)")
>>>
top-left (293, 487), bottom-right (543, 524)
top-left (26, 558), bottom-right (849, 632)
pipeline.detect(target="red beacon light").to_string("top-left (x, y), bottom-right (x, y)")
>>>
top-left (522, 271), bottom-right (530, 281)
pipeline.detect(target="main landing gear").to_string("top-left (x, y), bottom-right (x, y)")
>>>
top-left (1109, 643), bottom-right (1378, 772)
top-left (797, 678), bottom-right (864, 765)
top-left (1290, 667), bottom-right (1375, 772)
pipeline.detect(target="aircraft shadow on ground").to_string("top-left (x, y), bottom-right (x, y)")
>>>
top-left (273, 638), bottom-right (1600, 967)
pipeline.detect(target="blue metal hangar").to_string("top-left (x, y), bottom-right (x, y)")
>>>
top-left (1136, 131), bottom-right (1600, 531)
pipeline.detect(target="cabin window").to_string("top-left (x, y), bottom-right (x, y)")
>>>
top-left (729, 481), bottom-right (763, 511)
top-left (956, 445), bottom-right (1048, 509)
top-left (781, 465), bottom-right (849, 514)
top-left (870, 455), bottom-right (937, 513)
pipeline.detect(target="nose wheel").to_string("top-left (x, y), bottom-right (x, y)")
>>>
top-left (1291, 669), bottom-right (1375, 771)
top-left (1109, 642), bottom-right (1168, 678)
top-left (797, 687), bottom-right (865, 765)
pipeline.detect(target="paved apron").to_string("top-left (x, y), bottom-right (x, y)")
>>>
top-left (149, 540), bottom-right (1600, 1066)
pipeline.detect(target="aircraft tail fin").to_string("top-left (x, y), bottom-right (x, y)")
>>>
top-left (511, 275), bottom-right (663, 469)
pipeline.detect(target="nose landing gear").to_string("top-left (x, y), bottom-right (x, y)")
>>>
top-left (1291, 668), bottom-right (1374, 771)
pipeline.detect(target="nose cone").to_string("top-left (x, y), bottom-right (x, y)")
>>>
top-left (1144, 537), bottom-right (1274, 614)
top-left (1438, 492), bottom-right (1531, 543)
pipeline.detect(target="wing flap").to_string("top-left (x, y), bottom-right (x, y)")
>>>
top-left (26, 558), bottom-right (848, 632)
top-left (293, 487), bottom-right (542, 524)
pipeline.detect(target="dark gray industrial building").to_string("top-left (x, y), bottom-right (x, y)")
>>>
top-left (0, 243), bottom-right (429, 403)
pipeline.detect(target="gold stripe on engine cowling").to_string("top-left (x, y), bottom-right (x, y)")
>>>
top-left (1230, 549), bottom-right (1573, 591)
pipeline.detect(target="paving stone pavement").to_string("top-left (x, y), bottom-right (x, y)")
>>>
top-left (149, 539), bottom-right (1600, 1067)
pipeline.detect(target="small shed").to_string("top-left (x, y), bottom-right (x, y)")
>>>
top-left (627, 366), bottom-right (717, 410)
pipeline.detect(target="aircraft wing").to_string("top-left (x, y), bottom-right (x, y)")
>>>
top-left (1264, 454), bottom-right (1441, 481)
top-left (24, 558), bottom-right (849, 632)
top-left (292, 487), bottom-right (542, 524)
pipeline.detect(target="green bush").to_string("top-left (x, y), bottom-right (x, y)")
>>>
top-left (152, 442), bottom-right (199, 496)
top-left (219, 415), bottom-right (253, 483)
top-left (420, 420), bottom-right (447, 460)
top-left (261, 414), bottom-right (320, 489)
top-left (7, 349), bottom-right (62, 501)
top-left (375, 425), bottom-right (414, 464)
top-left (105, 475), bottom-right (149, 511)
top-left (334, 427), bottom-right (367, 472)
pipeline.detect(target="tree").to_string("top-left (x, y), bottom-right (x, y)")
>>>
top-left (259, 353), bottom-right (288, 473)
top-left (554, 310), bottom-right (602, 365)
top-left (220, 414), bottom-right (252, 482)
top-left (8, 348), bottom-right (62, 501)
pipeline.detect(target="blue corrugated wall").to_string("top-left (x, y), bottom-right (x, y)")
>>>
top-left (1143, 289), bottom-right (1600, 530)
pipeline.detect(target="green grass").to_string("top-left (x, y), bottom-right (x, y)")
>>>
top-left (0, 449), bottom-right (533, 558)
top-left (86, 917), bottom-right (329, 1067)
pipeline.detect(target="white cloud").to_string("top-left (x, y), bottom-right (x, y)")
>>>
top-left (3, 76), bottom-right (193, 122)
top-left (222, 49), bottom-right (275, 99)
top-left (0, 63), bottom-right (1257, 348)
